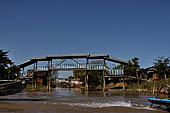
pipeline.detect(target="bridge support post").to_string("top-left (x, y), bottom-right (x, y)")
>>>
top-left (85, 58), bottom-right (89, 91)
top-left (47, 60), bottom-right (52, 91)
top-left (123, 65), bottom-right (125, 91)
top-left (33, 62), bottom-right (37, 89)
top-left (85, 74), bottom-right (88, 91)
top-left (103, 59), bottom-right (105, 91)
top-left (103, 77), bottom-right (105, 91)
top-left (35, 62), bottom-right (38, 89)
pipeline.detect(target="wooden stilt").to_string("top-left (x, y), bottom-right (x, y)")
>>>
top-left (84, 74), bottom-right (86, 90)
top-left (103, 76), bottom-right (105, 91)
top-left (34, 71), bottom-right (37, 89)
top-left (86, 74), bottom-right (88, 91)
top-left (47, 60), bottom-right (52, 91)
top-left (153, 80), bottom-right (156, 94)
top-left (85, 58), bottom-right (89, 91)
top-left (32, 77), bottom-right (33, 89)
top-left (123, 65), bottom-right (125, 91)
top-left (103, 59), bottom-right (105, 91)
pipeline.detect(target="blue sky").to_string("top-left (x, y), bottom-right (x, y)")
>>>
top-left (0, 0), bottom-right (170, 68)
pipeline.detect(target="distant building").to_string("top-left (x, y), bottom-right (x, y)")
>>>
top-left (145, 67), bottom-right (158, 79)
top-left (56, 78), bottom-right (69, 83)
top-left (69, 77), bottom-right (83, 85)
top-left (27, 70), bottom-right (48, 85)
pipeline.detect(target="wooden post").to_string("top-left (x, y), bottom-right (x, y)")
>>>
top-left (21, 67), bottom-right (24, 79)
top-left (103, 59), bottom-right (105, 91)
top-left (47, 60), bottom-right (51, 91)
top-left (35, 61), bottom-right (38, 89)
top-left (123, 65), bottom-right (125, 91)
top-left (136, 68), bottom-right (141, 92)
top-left (84, 74), bottom-right (87, 90)
top-left (86, 74), bottom-right (88, 91)
top-left (153, 80), bottom-right (155, 94)
top-left (32, 63), bottom-right (36, 89)
top-left (50, 60), bottom-right (53, 91)
top-left (49, 60), bottom-right (53, 91)
top-left (85, 58), bottom-right (89, 91)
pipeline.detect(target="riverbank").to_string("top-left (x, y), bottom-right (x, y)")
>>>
top-left (0, 101), bottom-right (166, 113)
top-left (0, 88), bottom-right (168, 113)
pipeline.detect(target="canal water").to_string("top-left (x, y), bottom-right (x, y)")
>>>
top-left (0, 88), bottom-right (169, 113)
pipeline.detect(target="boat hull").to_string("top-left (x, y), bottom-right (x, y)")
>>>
top-left (0, 80), bottom-right (26, 96)
top-left (148, 98), bottom-right (170, 107)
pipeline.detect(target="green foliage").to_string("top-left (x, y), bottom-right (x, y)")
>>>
top-left (7, 65), bottom-right (20, 80)
top-left (73, 70), bottom-right (103, 88)
top-left (0, 49), bottom-right (13, 79)
top-left (124, 57), bottom-right (140, 77)
top-left (139, 81), bottom-right (153, 90)
top-left (0, 49), bottom-right (13, 66)
top-left (112, 64), bottom-right (123, 69)
top-left (154, 56), bottom-right (170, 78)
top-left (73, 60), bottom-right (104, 89)
top-left (88, 71), bottom-right (103, 88)
top-left (26, 83), bottom-right (47, 89)
top-left (0, 49), bottom-right (20, 80)
top-left (73, 70), bottom-right (85, 84)
top-left (127, 80), bottom-right (153, 90)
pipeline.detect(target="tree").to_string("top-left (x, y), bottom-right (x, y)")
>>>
top-left (124, 57), bottom-right (140, 78)
top-left (0, 49), bottom-right (20, 80)
top-left (73, 60), bottom-right (103, 89)
top-left (7, 65), bottom-right (20, 80)
top-left (0, 49), bottom-right (13, 66)
top-left (0, 49), bottom-right (13, 79)
top-left (154, 56), bottom-right (170, 79)
top-left (73, 70), bottom-right (85, 83)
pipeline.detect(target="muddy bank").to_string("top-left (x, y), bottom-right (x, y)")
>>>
top-left (0, 88), bottom-right (168, 113)
top-left (0, 101), bottom-right (166, 113)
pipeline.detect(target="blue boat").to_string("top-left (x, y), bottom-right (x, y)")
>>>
top-left (148, 98), bottom-right (170, 107)
top-left (148, 84), bottom-right (170, 108)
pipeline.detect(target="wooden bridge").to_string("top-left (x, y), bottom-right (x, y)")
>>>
top-left (37, 63), bottom-right (124, 75)
top-left (18, 53), bottom-right (128, 91)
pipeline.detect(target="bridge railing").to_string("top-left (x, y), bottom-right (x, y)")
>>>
top-left (38, 66), bottom-right (48, 71)
top-left (36, 64), bottom-right (124, 76)
top-left (36, 63), bottom-right (104, 70)
top-left (53, 63), bottom-right (86, 69)
top-left (87, 64), bottom-right (103, 70)
top-left (110, 68), bottom-right (124, 75)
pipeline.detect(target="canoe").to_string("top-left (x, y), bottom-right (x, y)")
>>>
top-left (148, 98), bottom-right (170, 106)
top-left (0, 80), bottom-right (26, 96)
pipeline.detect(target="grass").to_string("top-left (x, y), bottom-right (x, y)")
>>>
top-left (125, 79), bottom-right (170, 93)
top-left (25, 83), bottom-right (48, 92)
